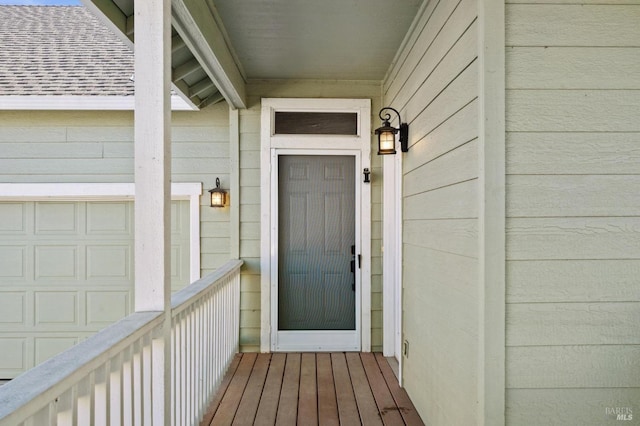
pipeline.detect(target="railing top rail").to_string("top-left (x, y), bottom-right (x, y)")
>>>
top-left (0, 311), bottom-right (163, 425)
top-left (171, 259), bottom-right (243, 316)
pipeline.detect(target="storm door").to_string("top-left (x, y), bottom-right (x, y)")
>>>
top-left (275, 154), bottom-right (358, 350)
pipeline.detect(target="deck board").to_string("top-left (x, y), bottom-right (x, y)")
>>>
top-left (200, 354), bottom-right (242, 425)
top-left (253, 353), bottom-right (286, 426)
top-left (361, 353), bottom-right (404, 426)
top-left (201, 353), bottom-right (424, 426)
top-left (297, 353), bottom-right (318, 425)
top-left (375, 353), bottom-right (425, 426)
top-left (275, 353), bottom-right (300, 425)
top-left (211, 353), bottom-right (257, 425)
top-left (317, 353), bottom-right (339, 426)
top-left (232, 354), bottom-right (271, 425)
top-left (331, 353), bottom-right (361, 425)
top-left (345, 352), bottom-right (384, 426)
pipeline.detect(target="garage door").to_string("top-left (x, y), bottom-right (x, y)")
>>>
top-left (0, 200), bottom-right (191, 378)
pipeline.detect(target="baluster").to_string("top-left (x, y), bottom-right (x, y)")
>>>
top-left (94, 364), bottom-right (108, 426)
top-left (122, 346), bottom-right (133, 426)
top-left (109, 353), bottom-right (123, 426)
top-left (170, 318), bottom-right (177, 426)
top-left (76, 375), bottom-right (92, 425)
top-left (142, 333), bottom-right (152, 425)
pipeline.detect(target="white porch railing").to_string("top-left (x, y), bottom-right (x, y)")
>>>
top-left (0, 259), bottom-right (243, 426)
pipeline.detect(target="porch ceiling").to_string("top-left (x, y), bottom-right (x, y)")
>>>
top-left (82, 0), bottom-right (422, 108)
top-left (212, 0), bottom-right (423, 80)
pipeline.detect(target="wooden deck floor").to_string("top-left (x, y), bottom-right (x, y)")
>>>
top-left (201, 352), bottom-right (424, 426)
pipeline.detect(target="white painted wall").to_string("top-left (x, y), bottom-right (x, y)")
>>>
top-left (505, 1), bottom-right (640, 424)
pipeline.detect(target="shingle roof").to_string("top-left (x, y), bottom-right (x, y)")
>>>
top-left (0, 6), bottom-right (134, 96)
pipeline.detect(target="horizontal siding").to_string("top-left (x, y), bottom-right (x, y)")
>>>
top-left (507, 345), bottom-right (640, 389)
top-left (506, 5), bottom-right (640, 47)
top-left (507, 90), bottom-right (640, 132)
top-left (507, 302), bottom-right (640, 346)
top-left (384, 0), bottom-right (479, 423)
top-left (507, 388), bottom-right (640, 426)
top-left (506, 132), bottom-right (640, 175)
top-left (508, 260), bottom-right (640, 303)
top-left (505, 0), bottom-right (640, 423)
top-left (507, 47), bottom-right (640, 90)
top-left (507, 175), bottom-right (640, 217)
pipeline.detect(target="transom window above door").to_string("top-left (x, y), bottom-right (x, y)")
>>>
top-left (274, 111), bottom-right (358, 135)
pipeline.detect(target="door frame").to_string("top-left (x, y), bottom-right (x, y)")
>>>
top-left (260, 98), bottom-right (372, 352)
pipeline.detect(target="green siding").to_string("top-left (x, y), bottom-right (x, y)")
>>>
top-left (383, 0), bottom-right (480, 423)
top-left (505, 1), bottom-right (640, 424)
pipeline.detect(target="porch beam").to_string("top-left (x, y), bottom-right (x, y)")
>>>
top-left (172, 0), bottom-right (247, 109)
top-left (134, 0), bottom-right (172, 423)
top-left (80, 0), bottom-right (133, 46)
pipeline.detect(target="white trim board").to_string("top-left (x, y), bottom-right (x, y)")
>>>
top-left (382, 151), bottom-right (404, 385)
top-left (0, 182), bottom-right (202, 282)
top-left (260, 98), bottom-right (372, 353)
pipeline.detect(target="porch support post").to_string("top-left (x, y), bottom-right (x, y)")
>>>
top-left (134, 0), bottom-right (172, 423)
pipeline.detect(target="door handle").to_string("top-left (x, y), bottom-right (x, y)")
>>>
top-left (350, 245), bottom-right (356, 291)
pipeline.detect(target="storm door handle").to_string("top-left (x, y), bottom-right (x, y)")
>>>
top-left (350, 245), bottom-right (356, 291)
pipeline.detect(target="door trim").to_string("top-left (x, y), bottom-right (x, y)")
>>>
top-left (260, 98), bottom-right (372, 352)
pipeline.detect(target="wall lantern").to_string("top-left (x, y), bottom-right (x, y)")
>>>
top-left (375, 107), bottom-right (409, 155)
top-left (208, 178), bottom-right (227, 208)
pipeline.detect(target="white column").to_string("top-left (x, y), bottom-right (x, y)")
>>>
top-left (134, 0), bottom-right (171, 312)
top-left (134, 0), bottom-right (172, 424)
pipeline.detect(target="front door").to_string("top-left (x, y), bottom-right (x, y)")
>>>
top-left (274, 154), bottom-right (359, 350)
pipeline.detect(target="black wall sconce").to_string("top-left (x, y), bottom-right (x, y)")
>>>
top-left (375, 107), bottom-right (409, 155)
top-left (208, 177), bottom-right (227, 208)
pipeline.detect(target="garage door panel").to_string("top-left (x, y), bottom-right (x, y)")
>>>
top-left (35, 202), bottom-right (78, 234)
top-left (0, 203), bottom-right (26, 234)
top-left (35, 292), bottom-right (77, 325)
top-left (0, 338), bottom-right (26, 372)
top-left (86, 245), bottom-right (131, 280)
top-left (171, 201), bottom-right (182, 232)
top-left (86, 291), bottom-right (130, 325)
top-left (34, 245), bottom-right (78, 280)
top-left (86, 202), bottom-right (131, 235)
top-left (0, 246), bottom-right (26, 278)
top-left (0, 292), bottom-right (26, 324)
